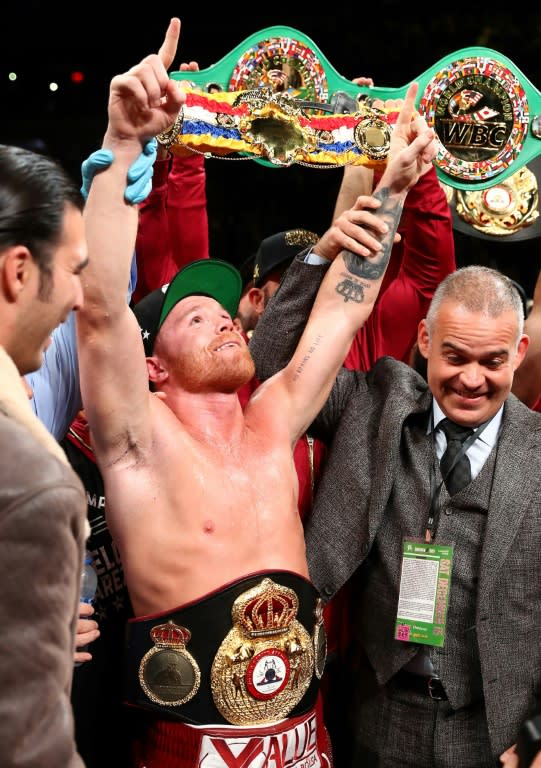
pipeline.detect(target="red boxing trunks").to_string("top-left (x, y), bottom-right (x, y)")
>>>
top-left (132, 697), bottom-right (332, 767)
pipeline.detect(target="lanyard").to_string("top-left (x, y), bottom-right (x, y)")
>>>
top-left (424, 413), bottom-right (492, 542)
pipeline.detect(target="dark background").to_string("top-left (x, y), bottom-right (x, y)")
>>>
top-left (2, 7), bottom-right (541, 295)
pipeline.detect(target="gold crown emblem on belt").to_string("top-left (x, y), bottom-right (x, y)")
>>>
top-left (139, 620), bottom-right (201, 708)
top-left (150, 620), bottom-right (192, 646)
top-left (233, 577), bottom-right (298, 637)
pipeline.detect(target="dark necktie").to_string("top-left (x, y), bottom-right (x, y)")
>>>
top-left (439, 418), bottom-right (474, 495)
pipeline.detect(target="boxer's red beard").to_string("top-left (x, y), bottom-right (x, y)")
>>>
top-left (169, 342), bottom-right (255, 394)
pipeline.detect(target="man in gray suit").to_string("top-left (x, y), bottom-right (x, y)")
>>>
top-left (250, 191), bottom-right (541, 764)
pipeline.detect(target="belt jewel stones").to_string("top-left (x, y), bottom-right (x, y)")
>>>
top-left (139, 620), bottom-right (201, 707)
top-left (211, 578), bottom-right (314, 725)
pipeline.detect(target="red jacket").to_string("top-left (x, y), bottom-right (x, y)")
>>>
top-left (132, 154), bottom-right (209, 305)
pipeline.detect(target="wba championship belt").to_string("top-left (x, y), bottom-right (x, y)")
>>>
top-left (124, 571), bottom-right (324, 727)
top-left (211, 577), bottom-right (315, 725)
top-left (159, 25), bottom-right (541, 189)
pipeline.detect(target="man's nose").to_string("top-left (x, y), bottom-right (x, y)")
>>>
top-left (218, 316), bottom-right (234, 333)
top-left (460, 363), bottom-right (484, 388)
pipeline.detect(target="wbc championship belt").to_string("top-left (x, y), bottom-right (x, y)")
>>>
top-left (158, 25), bottom-right (541, 190)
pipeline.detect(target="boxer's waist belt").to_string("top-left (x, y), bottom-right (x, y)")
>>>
top-left (124, 571), bottom-right (327, 726)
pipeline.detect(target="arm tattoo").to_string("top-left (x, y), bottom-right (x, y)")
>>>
top-left (292, 334), bottom-right (323, 382)
top-left (340, 187), bottom-right (404, 299)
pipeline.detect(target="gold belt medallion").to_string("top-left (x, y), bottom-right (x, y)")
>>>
top-left (139, 620), bottom-right (201, 707)
top-left (455, 164), bottom-right (539, 235)
top-left (211, 578), bottom-right (315, 725)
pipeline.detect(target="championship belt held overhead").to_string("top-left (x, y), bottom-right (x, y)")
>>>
top-left (157, 25), bottom-right (541, 190)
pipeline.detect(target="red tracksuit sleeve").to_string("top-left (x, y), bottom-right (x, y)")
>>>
top-left (133, 158), bottom-right (175, 303)
top-left (167, 153), bottom-right (209, 268)
top-left (133, 154), bottom-right (210, 303)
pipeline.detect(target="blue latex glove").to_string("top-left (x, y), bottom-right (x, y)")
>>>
top-left (125, 138), bottom-right (157, 204)
top-left (80, 149), bottom-right (114, 200)
top-left (80, 138), bottom-right (157, 204)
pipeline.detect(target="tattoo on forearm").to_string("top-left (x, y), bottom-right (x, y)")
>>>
top-left (336, 280), bottom-right (365, 304)
top-left (337, 187), bottom-right (404, 303)
top-left (292, 334), bottom-right (323, 381)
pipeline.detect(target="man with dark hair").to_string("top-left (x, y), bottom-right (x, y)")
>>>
top-left (0, 144), bottom-right (88, 767)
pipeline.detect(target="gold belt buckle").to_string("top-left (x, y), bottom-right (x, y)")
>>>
top-left (211, 578), bottom-right (315, 725)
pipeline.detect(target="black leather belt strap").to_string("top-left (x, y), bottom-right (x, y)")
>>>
top-left (392, 669), bottom-right (448, 701)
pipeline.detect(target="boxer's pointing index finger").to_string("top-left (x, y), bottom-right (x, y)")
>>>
top-left (396, 82), bottom-right (419, 129)
top-left (158, 17), bottom-right (181, 70)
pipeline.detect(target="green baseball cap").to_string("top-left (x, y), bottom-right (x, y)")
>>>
top-left (133, 259), bottom-right (242, 356)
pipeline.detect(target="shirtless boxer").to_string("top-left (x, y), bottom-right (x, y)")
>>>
top-left (77, 18), bottom-right (437, 768)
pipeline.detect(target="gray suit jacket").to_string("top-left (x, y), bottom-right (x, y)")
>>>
top-left (250, 256), bottom-right (541, 757)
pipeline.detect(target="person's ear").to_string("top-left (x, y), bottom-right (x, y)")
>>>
top-left (513, 334), bottom-right (530, 370)
top-left (2, 246), bottom-right (33, 301)
top-left (417, 319), bottom-right (430, 358)
top-left (247, 286), bottom-right (266, 317)
top-left (147, 356), bottom-right (168, 386)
